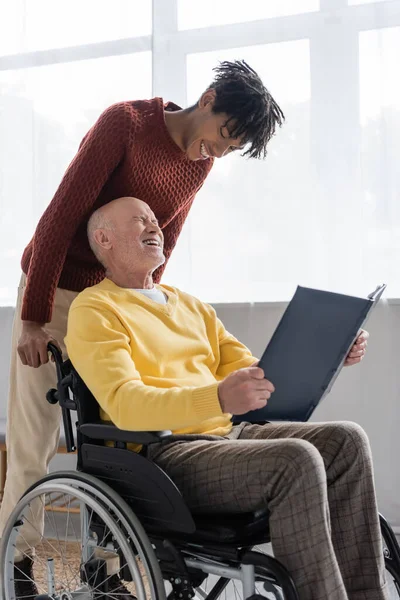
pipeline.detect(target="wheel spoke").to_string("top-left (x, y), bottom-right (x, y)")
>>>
top-left (1, 479), bottom-right (159, 600)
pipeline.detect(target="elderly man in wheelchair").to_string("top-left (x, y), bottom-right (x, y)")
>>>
top-left (1, 196), bottom-right (399, 600)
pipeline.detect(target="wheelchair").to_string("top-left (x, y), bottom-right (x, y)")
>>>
top-left (1, 344), bottom-right (399, 600)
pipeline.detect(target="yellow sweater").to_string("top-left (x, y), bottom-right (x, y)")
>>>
top-left (65, 279), bottom-right (256, 441)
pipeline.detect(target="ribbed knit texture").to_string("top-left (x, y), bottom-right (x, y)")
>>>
top-left (21, 98), bottom-right (214, 323)
top-left (65, 278), bottom-right (257, 441)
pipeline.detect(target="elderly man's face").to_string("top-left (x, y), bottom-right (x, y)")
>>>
top-left (108, 199), bottom-right (165, 270)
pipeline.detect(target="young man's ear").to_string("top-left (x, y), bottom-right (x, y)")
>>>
top-left (199, 88), bottom-right (216, 111)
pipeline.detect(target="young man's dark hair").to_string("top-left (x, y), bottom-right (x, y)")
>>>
top-left (204, 59), bottom-right (285, 159)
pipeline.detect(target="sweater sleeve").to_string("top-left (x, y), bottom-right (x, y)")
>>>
top-left (65, 303), bottom-right (223, 431)
top-left (215, 316), bottom-right (258, 379)
top-left (21, 103), bottom-right (130, 323)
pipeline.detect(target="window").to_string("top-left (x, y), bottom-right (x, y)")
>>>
top-left (0, 0), bottom-right (151, 56)
top-left (0, 42), bottom-right (151, 305)
top-left (178, 0), bottom-right (319, 30)
top-left (358, 27), bottom-right (400, 294)
top-left (165, 41), bottom-right (312, 302)
top-left (349, 0), bottom-right (390, 5)
top-left (1, 0), bottom-right (399, 305)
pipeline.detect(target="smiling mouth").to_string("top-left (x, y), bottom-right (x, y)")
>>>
top-left (200, 141), bottom-right (210, 159)
top-left (143, 239), bottom-right (161, 247)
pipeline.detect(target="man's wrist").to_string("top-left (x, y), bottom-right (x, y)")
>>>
top-left (22, 320), bottom-right (46, 330)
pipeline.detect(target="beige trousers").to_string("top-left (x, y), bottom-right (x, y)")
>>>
top-left (0, 275), bottom-right (78, 560)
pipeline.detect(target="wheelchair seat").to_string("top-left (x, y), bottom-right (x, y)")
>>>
top-left (190, 510), bottom-right (270, 545)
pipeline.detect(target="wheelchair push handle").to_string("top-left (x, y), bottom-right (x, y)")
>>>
top-left (46, 342), bottom-right (65, 404)
top-left (46, 342), bottom-right (76, 453)
top-left (47, 342), bottom-right (63, 367)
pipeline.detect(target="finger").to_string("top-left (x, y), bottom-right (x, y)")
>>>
top-left (265, 379), bottom-right (275, 392)
top-left (349, 342), bottom-right (366, 353)
top-left (38, 343), bottom-right (50, 366)
top-left (345, 356), bottom-right (363, 366)
top-left (352, 342), bottom-right (366, 354)
top-left (248, 392), bottom-right (271, 408)
top-left (26, 349), bottom-right (39, 368)
top-left (31, 351), bottom-right (41, 369)
top-left (25, 349), bottom-right (34, 367)
top-left (357, 331), bottom-right (369, 344)
top-left (250, 398), bottom-right (268, 410)
top-left (249, 382), bottom-right (274, 395)
top-left (18, 348), bottom-right (28, 366)
top-left (246, 370), bottom-right (275, 392)
top-left (348, 348), bottom-right (365, 357)
top-left (355, 339), bottom-right (367, 349)
top-left (247, 367), bottom-right (265, 379)
top-left (348, 348), bottom-right (365, 358)
top-left (263, 380), bottom-right (275, 393)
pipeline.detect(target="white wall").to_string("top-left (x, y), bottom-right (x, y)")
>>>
top-left (0, 301), bottom-right (399, 529)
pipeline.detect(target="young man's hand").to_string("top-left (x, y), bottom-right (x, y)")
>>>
top-left (17, 321), bottom-right (61, 368)
top-left (218, 366), bottom-right (275, 414)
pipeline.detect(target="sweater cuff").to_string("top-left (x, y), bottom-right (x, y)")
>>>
top-left (21, 304), bottom-right (52, 324)
top-left (191, 383), bottom-right (222, 421)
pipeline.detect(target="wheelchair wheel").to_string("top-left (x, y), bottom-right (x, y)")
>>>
top-left (381, 514), bottom-right (400, 598)
top-left (195, 542), bottom-right (400, 600)
top-left (247, 541), bottom-right (400, 600)
top-left (386, 562), bottom-right (400, 598)
top-left (0, 471), bottom-right (166, 600)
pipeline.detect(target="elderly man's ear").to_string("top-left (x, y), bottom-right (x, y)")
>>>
top-left (93, 229), bottom-right (112, 250)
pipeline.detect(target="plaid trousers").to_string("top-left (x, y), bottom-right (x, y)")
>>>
top-left (148, 421), bottom-right (389, 600)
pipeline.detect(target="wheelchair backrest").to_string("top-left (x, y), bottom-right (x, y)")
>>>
top-left (66, 360), bottom-right (101, 426)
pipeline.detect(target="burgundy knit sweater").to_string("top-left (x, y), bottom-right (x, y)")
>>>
top-left (21, 98), bottom-right (214, 323)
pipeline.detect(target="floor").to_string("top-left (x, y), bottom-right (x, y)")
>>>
top-left (41, 513), bottom-right (400, 600)
top-left (0, 503), bottom-right (396, 599)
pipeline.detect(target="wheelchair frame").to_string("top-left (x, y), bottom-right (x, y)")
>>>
top-left (2, 343), bottom-right (399, 600)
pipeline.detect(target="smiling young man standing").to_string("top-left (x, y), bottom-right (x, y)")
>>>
top-left (0, 60), bottom-right (285, 599)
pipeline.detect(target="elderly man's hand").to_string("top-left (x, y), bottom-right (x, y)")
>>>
top-left (218, 366), bottom-right (275, 414)
top-left (17, 321), bottom-right (61, 368)
top-left (344, 330), bottom-right (369, 367)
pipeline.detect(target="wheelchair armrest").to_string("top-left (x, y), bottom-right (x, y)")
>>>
top-left (79, 421), bottom-right (172, 445)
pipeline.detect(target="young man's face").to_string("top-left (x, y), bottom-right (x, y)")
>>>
top-left (185, 90), bottom-right (246, 161)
